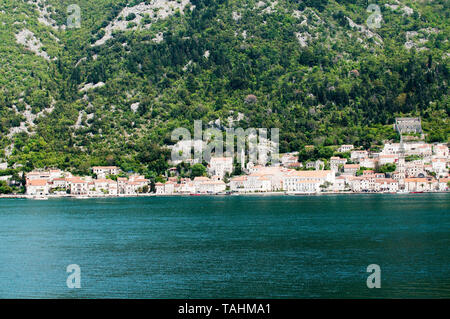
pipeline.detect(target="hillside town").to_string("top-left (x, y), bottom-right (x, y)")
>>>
top-left (0, 118), bottom-right (449, 198)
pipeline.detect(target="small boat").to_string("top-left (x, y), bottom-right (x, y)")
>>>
top-left (411, 191), bottom-right (423, 194)
top-left (190, 193), bottom-right (201, 196)
top-left (34, 196), bottom-right (49, 200)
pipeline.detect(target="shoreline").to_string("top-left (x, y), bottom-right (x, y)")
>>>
top-left (0, 191), bottom-right (448, 200)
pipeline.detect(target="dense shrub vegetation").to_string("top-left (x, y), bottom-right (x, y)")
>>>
top-left (0, 0), bottom-right (448, 177)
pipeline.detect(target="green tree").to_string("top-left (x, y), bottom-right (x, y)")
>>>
top-left (191, 163), bottom-right (206, 177)
top-left (0, 181), bottom-right (13, 194)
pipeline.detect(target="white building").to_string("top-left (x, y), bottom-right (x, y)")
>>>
top-left (438, 178), bottom-right (449, 191)
top-left (26, 179), bottom-right (49, 195)
top-left (381, 143), bottom-right (401, 155)
top-left (305, 160), bottom-right (324, 170)
top-left (337, 144), bottom-right (354, 153)
top-left (26, 171), bottom-right (51, 181)
top-left (282, 170), bottom-right (335, 192)
top-left (343, 164), bottom-right (360, 176)
top-left (359, 158), bottom-right (377, 169)
top-left (198, 180), bottom-right (226, 193)
top-left (208, 157), bottom-right (233, 179)
top-left (230, 176), bottom-right (246, 192)
top-left (67, 177), bottom-right (89, 195)
top-left (433, 144), bottom-right (449, 157)
top-left (330, 157), bottom-right (347, 172)
top-left (280, 154), bottom-right (299, 167)
top-left (291, 179), bottom-right (321, 193)
top-left (379, 155), bottom-right (398, 165)
top-left (405, 162), bottom-right (425, 177)
top-left (405, 143), bottom-right (432, 157)
top-left (92, 166), bottom-right (119, 179)
top-left (332, 176), bottom-right (347, 192)
top-left (375, 178), bottom-right (399, 192)
top-left (404, 178), bottom-right (436, 192)
top-left (350, 150), bottom-right (368, 162)
top-left (431, 158), bottom-right (447, 176)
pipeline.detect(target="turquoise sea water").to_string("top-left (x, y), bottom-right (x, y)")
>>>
top-left (0, 193), bottom-right (449, 298)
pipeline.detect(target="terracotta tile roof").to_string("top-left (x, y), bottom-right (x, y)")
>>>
top-left (27, 179), bottom-right (47, 186)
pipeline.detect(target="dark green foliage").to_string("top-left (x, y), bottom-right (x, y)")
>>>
top-left (191, 163), bottom-right (206, 177)
top-left (0, 0), bottom-right (448, 174)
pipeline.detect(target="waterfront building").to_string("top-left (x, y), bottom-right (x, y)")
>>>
top-left (348, 177), bottom-right (363, 192)
top-left (117, 177), bottom-right (128, 194)
top-left (193, 176), bottom-right (211, 187)
top-left (292, 179), bottom-right (321, 193)
top-left (375, 178), bottom-right (399, 192)
top-left (155, 183), bottom-right (164, 194)
top-left (52, 178), bottom-right (67, 189)
top-left (198, 180), bottom-right (226, 193)
top-left (164, 181), bottom-right (176, 194)
top-left (177, 182), bottom-right (196, 194)
top-left (438, 178), bottom-right (449, 191)
top-left (230, 176), bottom-right (246, 192)
top-left (67, 177), bottom-right (89, 195)
top-left (108, 182), bottom-right (118, 195)
top-left (332, 176), bottom-right (347, 192)
top-left (123, 176), bottom-right (150, 194)
top-left (404, 178), bottom-right (436, 192)
top-left (229, 174), bottom-right (271, 193)
top-left (282, 170), bottom-right (335, 192)
top-left (26, 179), bottom-right (49, 196)
top-left (252, 166), bottom-right (293, 191)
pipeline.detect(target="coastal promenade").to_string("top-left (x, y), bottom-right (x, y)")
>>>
top-left (1, 189), bottom-right (448, 200)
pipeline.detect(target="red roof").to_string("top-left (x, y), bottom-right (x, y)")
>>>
top-left (27, 179), bottom-right (47, 186)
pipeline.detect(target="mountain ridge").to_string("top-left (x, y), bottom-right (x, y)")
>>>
top-left (0, 0), bottom-right (448, 176)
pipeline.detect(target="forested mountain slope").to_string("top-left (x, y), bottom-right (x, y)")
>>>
top-left (0, 0), bottom-right (448, 175)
